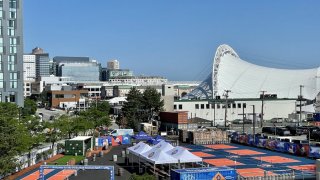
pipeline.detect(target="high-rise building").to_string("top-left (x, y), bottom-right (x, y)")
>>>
top-left (0, 0), bottom-right (24, 106)
top-left (53, 56), bottom-right (101, 82)
top-left (107, 60), bottom-right (119, 70)
top-left (23, 55), bottom-right (36, 97)
top-left (32, 47), bottom-right (51, 78)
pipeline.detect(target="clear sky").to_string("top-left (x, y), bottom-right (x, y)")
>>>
top-left (24, 1), bottom-right (320, 81)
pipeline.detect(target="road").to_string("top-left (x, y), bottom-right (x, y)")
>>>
top-left (36, 108), bottom-right (67, 121)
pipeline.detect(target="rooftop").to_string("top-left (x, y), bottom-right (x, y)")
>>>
top-left (70, 136), bottom-right (92, 141)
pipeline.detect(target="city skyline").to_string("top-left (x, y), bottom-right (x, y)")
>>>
top-left (25, 1), bottom-right (320, 81)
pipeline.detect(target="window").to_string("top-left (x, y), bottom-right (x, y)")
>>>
top-left (211, 104), bottom-right (215, 109)
top-left (0, 55), bottom-right (2, 71)
top-left (0, 72), bottom-right (3, 88)
top-left (10, 11), bottom-right (16, 19)
top-left (55, 94), bottom-right (64, 98)
top-left (201, 104), bottom-right (204, 109)
top-left (0, 38), bottom-right (3, 53)
top-left (217, 104), bottom-right (220, 109)
top-left (228, 103), bottom-right (231, 108)
top-left (8, 55), bottom-right (15, 71)
top-left (206, 104), bottom-right (210, 109)
top-left (8, 20), bottom-right (15, 28)
top-left (237, 103), bottom-right (241, 108)
top-left (10, 37), bottom-right (17, 45)
top-left (9, 94), bottom-right (15, 102)
top-left (243, 103), bottom-right (246, 108)
top-left (8, 28), bottom-right (15, 36)
top-left (174, 105), bottom-right (177, 110)
top-left (195, 104), bottom-right (199, 109)
top-left (9, 0), bottom-right (17, 9)
top-left (9, 72), bottom-right (17, 88)
top-left (179, 104), bottom-right (182, 110)
top-left (232, 103), bottom-right (236, 108)
top-left (10, 46), bottom-right (16, 53)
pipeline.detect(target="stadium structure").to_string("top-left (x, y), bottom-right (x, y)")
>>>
top-left (174, 45), bottom-right (320, 125)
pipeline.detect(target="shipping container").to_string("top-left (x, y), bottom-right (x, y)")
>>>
top-left (171, 167), bottom-right (237, 180)
top-left (159, 111), bottom-right (188, 124)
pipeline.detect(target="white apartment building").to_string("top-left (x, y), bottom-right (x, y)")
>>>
top-left (23, 55), bottom-right (36, 97)
top-left (107, 60), bottom-right (119, 70)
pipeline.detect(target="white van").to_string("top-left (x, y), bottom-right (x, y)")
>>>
top-left (109, 129), bottom-right (134, 136)
top-left (214, 119), bottom-right (231, 127)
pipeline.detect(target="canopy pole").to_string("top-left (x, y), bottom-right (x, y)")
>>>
top-left (154, 164), bottom-right (155, 174)
top-left (131, 153), bottom-right (133, 169)
top-left (138, 155), bottom-right (140, 172)
top-left (169, 164), bottom-right (171, 176)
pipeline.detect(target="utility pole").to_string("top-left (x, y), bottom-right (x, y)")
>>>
top-left (213, 100), bottom-right (216, 127)
top-left (224, 90), bottom-right (231, 128)
top-left (299, 85), bottom-right (304, 126)
top-left (260, 91), bottom-right (266, 128)
top-left (252, 105), bottom-right (256, 135)
top-left (242, 104), bottom-right (245, 134)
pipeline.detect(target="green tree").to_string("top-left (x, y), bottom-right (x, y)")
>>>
top-left (57, 115), bottom-right (75, 139)
top-left (122, 87), bottom-right (164, 131)
top-left (0, 103), bottom-right (29, 176)
top-left (20, 115), bottom-right (45, 166)
top-left (122, 87), bottom-right (143, 131)
top-left (79, 101), bottom-right (111, 128)
top-left (21, 98), bottom-right (37, 117)
top-left (72, 116), bottom-right (94, 136)
top-left (141, 87), bottom-right (164, 121)
top-left (44, 119), bottom-right (64, 157)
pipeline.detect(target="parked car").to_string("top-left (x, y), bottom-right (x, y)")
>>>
top-left (270, 118), bottom-right (284, 123)
top-left (285, 126), bottom-right (304, 136)
top-left (232, 119), bottom-right (243, 124)
top-left (262, 126), bottom-right (276, 134)
top-left (275, 127), bottom-right (290, 136)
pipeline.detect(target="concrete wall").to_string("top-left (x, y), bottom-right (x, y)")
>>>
top-left (174, 99), bottom-right (297, 122)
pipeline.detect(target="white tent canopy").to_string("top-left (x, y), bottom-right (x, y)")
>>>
top-left (149, 140), bottom-right (174, 152)
top-left (166, 146), bottom-right (203, 163)
top-left (127, 141), bottom-right (151, 156)
top-left (141, 148), bottom-right (178, 164)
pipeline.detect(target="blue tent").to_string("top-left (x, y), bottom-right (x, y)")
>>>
top-left (147, 135), bottom-right (164, 145)
top-left (132, 131), bottom-right (152, 140)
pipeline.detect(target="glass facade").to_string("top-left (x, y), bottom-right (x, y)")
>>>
top-left (61, 64), bottom-right (100, 81)
top-left (35, 53), bottom-right (51, 78)
top-left (0, 0), bottom-right (23, 105)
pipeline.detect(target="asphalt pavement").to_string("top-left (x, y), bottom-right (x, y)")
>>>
top-left (36, 108), bottom-right (66, 121)
top-left (69, 145), bottom-right (150, 180)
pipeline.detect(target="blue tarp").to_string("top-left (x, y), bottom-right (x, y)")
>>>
top-left (147, 135), bottom-right (164, 145)
top-left (132, 131), bottom-right (152, 140)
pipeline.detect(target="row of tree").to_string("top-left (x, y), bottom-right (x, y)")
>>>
top-left (0, 99), bottom-right (111, 177)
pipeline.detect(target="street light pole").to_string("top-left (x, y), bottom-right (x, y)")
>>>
top-left (242, 104), bottom-right (245, 134)
top-left (213, 100), bottom-right (216, 127)
top-left (224, 90), bottom-right (231, 128)
top-left (299, 85), bottom-right (304, 126)
top-left (260, 91), bottom-right (266, 128)
top-left (252, 105), bottom-right (256, 135)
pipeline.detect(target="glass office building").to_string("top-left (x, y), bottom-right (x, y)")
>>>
top-left (0, 0), bottom-right (24, 106)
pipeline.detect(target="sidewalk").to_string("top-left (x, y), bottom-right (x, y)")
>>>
top-left (5, 154), bottom-right (64, 180)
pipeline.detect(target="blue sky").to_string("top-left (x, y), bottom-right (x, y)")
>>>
top-left (24, 1), bottom-right (320, 81)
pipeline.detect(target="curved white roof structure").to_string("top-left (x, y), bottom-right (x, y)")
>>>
top-left (189, 44), bottom-right (320, 100)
